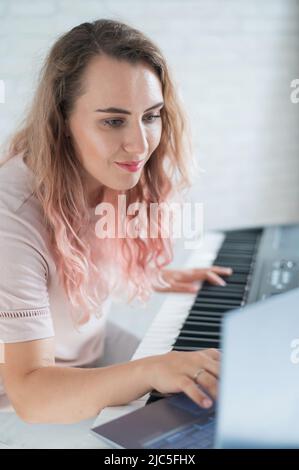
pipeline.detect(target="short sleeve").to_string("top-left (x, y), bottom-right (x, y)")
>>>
top-left (0, 209), bottom-right (55, 344)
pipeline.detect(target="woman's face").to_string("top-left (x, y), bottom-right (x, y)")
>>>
top-left (67, 54), bottom-right (164, 202)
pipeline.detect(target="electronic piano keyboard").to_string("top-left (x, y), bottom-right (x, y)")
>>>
top-left (92, 224), bottom-right (299, 429)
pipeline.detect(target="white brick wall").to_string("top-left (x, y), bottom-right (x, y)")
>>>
top-left (0, 0), bottom-right (298, 233)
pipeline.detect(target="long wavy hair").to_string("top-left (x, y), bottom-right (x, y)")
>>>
top-left (1, 19), bottom-right (194, 325)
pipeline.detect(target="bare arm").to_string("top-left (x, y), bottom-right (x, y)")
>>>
top-left (0, 338), bottom-right (156, 424)
top-left (0, 338), bottom-right (220, 424)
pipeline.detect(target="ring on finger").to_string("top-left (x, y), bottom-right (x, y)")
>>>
top-left (193, 368), bottom-right (205, 381)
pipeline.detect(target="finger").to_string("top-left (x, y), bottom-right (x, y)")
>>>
top-left (195, 370), bottom-right (218, 400)
top-left (210, 266), bottom-right (233, 276)
top-left (171, 281), bottom-right (201, 293)
top-left (155, 282), bottom-right (199, 294)
top-left (177, 269), bottom-right (228, 285)
top-left (185, 269), bottom-right (209, 282)
top-left (179, 267), bottom-right (232, 283)
top-left (180, 377), bottom-right (213, 409)
top-left (194, 352), bottom-right (220, 378)
top-left (168, 269), bottom-right (209, 283)
top-left (202, 348), bottom-right (221, 362)
top-left (205, 271), bottom-right (227, 286)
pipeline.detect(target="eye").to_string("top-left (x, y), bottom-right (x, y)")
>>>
top-left (102, 114), bottom-right (161, 128)
top-left (103, 119), bottom-right (124, 128)
top-left (144, 114), bottom-right (161, 123)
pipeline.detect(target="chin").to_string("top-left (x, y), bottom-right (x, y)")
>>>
top-left (110, 176), bottom-right (140, 191)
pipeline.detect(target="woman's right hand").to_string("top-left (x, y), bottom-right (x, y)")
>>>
top-left (148, 348), bottom-right (220, 409)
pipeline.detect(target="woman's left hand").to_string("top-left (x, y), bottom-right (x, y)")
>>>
top-left (154, 266), bottom-right (233, 294)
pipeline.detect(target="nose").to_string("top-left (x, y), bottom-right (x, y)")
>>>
top-left (122, 120), bottom-right (149, 157)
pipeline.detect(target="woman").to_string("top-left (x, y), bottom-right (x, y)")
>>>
top-left (0, 19), bottom-right (232, 424)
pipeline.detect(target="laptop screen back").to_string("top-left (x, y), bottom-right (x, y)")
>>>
top-left (216, 288), bottom-right (299, 448)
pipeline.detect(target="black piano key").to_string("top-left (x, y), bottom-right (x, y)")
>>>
top-left (174, 338), bottom-right (220, 349)
top-left (225, 232), bottom-right (260, 239)
top-left (177, 333), bottom-right (221, 343)
top-left (217, 255), bottom-right (254, 260)
top-left (199, 291), bottom-right (245, 299)
top-left (225, 279), bottom-right (248, 286)
top-left (218, 252), bottom-right (254, 259)
top-left (216, 251), bottom-right (254, 258)
top-left (216, 257), bottom-right (252, 263)
top-left (224, 274), bottom-right (249, 282)
top-left (221, 243), bottom-right (257, 249)
top-left (221, 254), bottom-right (255, 259)
top-left (217, 263), bottom-right (252, 270)
top-left (193, 298), bottom-right (242, 306)
top-left (187, 315), bottom-right (222, 323)
top-left (178, 330), bottom-right (221, 338)
top-left (183, 321), bottom-right (220, 333)
top-left (198, 291), bottom-right (244, 301)
top-left (188, 311), bottom-right (223, 319)
top-left (180, 326), bottom-right (221, 339)
top-left (200, 285), bottom-right (245, 293)
top-left (220, 242), bottom-right (257, 248)
top-left (191, 304), bottom-right (239, 312)
top-left (172, 345), bottom-right (209, 352)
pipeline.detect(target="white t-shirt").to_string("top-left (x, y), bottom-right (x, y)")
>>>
top-left (0, 154), bottom-right (112, 401)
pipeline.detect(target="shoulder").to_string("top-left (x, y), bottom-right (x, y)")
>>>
top-left (0, 154), bottom-right (51, 263)
top-left (0, 154), bottom-right (34, 213)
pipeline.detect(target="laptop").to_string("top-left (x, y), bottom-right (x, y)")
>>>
top-left (91, 287), bottom-right (299, 448)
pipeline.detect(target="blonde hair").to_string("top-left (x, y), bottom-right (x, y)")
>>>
top-left (1, 19), bottom-right (194, 324)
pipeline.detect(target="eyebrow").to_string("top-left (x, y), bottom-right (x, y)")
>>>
top-left (94, 101), bottom-right (164, 115)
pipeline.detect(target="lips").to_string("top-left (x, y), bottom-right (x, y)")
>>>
top-left (114, 160), bottom-right (144, 173)
top-left (117, 160), bottom-right (143, 165)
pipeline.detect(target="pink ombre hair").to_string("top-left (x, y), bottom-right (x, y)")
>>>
top-left (1, 19), bottom-right (194, 325)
